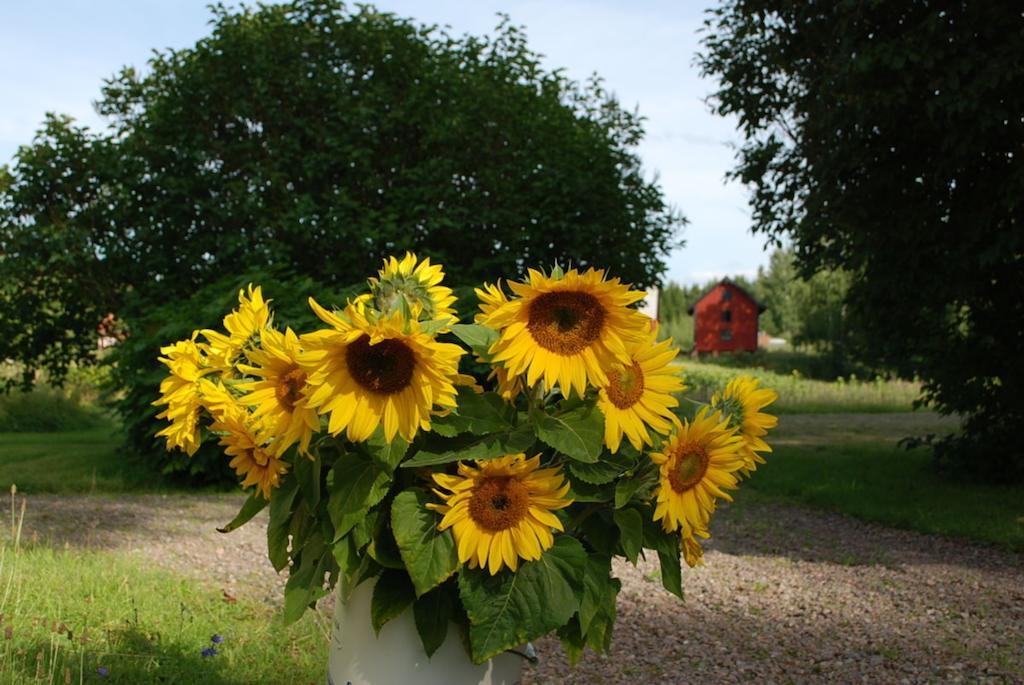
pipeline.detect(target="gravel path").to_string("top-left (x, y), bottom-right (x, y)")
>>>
top-left (17, 489), bottom-right (1024, 684)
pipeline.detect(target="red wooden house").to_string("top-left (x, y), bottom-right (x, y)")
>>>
top-left (687, 278), bottom-right (766, 353)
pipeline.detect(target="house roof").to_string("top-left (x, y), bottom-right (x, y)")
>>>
top-left (686, 277), bottom-right (767, 315)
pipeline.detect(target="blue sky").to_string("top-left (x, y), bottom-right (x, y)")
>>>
top-left (0, 0), bottom-right (772, 285)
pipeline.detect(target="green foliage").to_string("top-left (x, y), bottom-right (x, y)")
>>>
top-left (370, 570), bottom-right (416, 634)
top-left (401, 424), bottom-right (536, 467)
top-left (458, 536), bottom-right (585, 663)
top-left (0, 0), bottom-right (681, 407)
top-left (642, 514), bottom-right (683, 599)
top-left (699, 2), bottom-right (1024, 480)
top-left (532, 403), bottom-right (605, 463)
top-left (655, 313), bottom-right (694, 351)
top-left (327, 450), bottom-right (391, 541)
top-left (412, 582), bottom-right (456, 657)
top-left (390, 488), bottom-right (459, 598)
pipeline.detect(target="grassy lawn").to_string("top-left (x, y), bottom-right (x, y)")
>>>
top-left (0, 538), bottom-right (327, 684)
top-left (746, 413), bottom-right (1024, 550)
top-left (0, 426), bottom-right (167, 495)
top-left (679, 359), bottom-right (921, 413)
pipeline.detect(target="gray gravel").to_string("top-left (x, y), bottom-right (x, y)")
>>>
top-left (18, 489), bottom-right (1024, 684)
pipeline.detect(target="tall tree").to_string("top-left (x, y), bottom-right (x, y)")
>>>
top-left (700, 1), bottom-right (1024, 479)
top-left (0, 0), bottom-right (683, 389)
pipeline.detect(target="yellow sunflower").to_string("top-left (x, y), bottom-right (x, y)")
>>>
top-left (474, 280), bottom-right (508, 322)
top-left (597, 329), bottom-right (685, 453)
top-left (207, 391), bottom-right (288, 499)
top-left (473, 281), bottom-right (523, 401)
top-left (651, 407), bottom-right (745, 535)
top-left (301, 298), bottom-right (464, 443)
top-left (480, 268), bottom-right (649, 398)
top-left (682, 527), bottom-right (710, 568)
top-left (236, 327), bottom-right (320, 455)
top-left (203, 284), bottom-right (272, 373)
top-left (427, 455), bottom-right (573, 575)
top-left (153, 335), bottom-right (211, 456)
top-left (710, 376), bottom-right (779, 476)
top-left (363, 252), bottom-right (458, 324)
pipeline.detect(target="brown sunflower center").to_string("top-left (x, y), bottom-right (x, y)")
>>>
top-left (468, 476), bottom-right (530, 532)
top-left (606, 361), bottom-right (645, 409)
top-left (345, 335), bottom-right (416, 395)
top-left (668, 442), bottom-right (709, 493)
top-left (274, 367), bottom-right (307, 412)
top-left (527, 291), bottom-right (607, 355)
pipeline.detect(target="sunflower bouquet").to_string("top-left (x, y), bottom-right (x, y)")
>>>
top-left (153, 254), bottom-right (778, 665)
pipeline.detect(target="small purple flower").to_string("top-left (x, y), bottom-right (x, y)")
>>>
top-left (201, 646), bottom-right (218, 658)
top-left (97, 666), bottom-right (109, 677)
top-left (211, 634), bottom-right (224, 644)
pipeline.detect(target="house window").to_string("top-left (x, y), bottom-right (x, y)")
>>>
top-left (720, 329), bottom-right (732, 341)
top-left (721, 309), bottom-right (732, 323)
top-left (722, 289), bottom-right (733, 301)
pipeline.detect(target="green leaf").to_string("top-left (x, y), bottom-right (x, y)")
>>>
top-left (402, 425), bottom-right (535, 468)
top-left (568, 458), bottom-right (626, 485)
top-left (294, 452), bottom-right (322, 508)
top-left (283, 533), bottom-right (337, 624)
top-left (286, 499), bottom-right (316, 557)
top-left (567, 479), bottom-right (615, 504)
top-left (391, 488), bottom-right (459, 597)
top-left (643, 517), bottom-right (683, 600)
top-left (367, 501), bottom-right (405, 569)
top-left (579, 554), bottom-right (618, 639)
top-left (579, 511), bottom-right (618, 556)
top-left (217, 491), bottom-right (266, 533)
top-left (418, 318), bottom-right (453, 336)
top-left (367, 429), bottom-right (409, 472)
top-left (612, 508), bottom-right (643, 563)
top-left (413, 582), bottom-right (455, 657)
top-left (267, 476), bottom-right (300, 572)
top-left (450, 324), bottom-right (499, 356)
top-left (458, 536), bottom-right (586, 664)
top-left (432, 388), bottom-right (513, 436)
top-left (613, 461), bottom-right (658, 509)
top-left (533, 404), bottom-right (604, 463)
top-left (556, 616), bottom-right (586, 667)
top-left (371, 570), bottom-right (416, 634)
top-left (327, 451), bottom-right (391, 541)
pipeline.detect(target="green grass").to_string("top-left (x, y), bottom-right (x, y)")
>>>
top-left (746, 413), bottom-right (1024, 550)
top-left (0, 427), bottom-right (167, 495)
top-left (0, 535), bottom-right (328, 684)
top-left (680, 359), bottom-right (921, 413)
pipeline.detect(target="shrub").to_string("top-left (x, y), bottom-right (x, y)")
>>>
top-left (0, 385), bottom-right (105, 432)
top-left (0, 0), bottom-right (681, 397)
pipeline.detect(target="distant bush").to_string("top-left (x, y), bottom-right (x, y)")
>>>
top-left (0, 385), bottom-right (105, 432)
top-left (657, 313), bottom-right (694, 352)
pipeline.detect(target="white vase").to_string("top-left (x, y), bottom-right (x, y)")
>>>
top-left (326, 578), bottom-right (524, 685)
